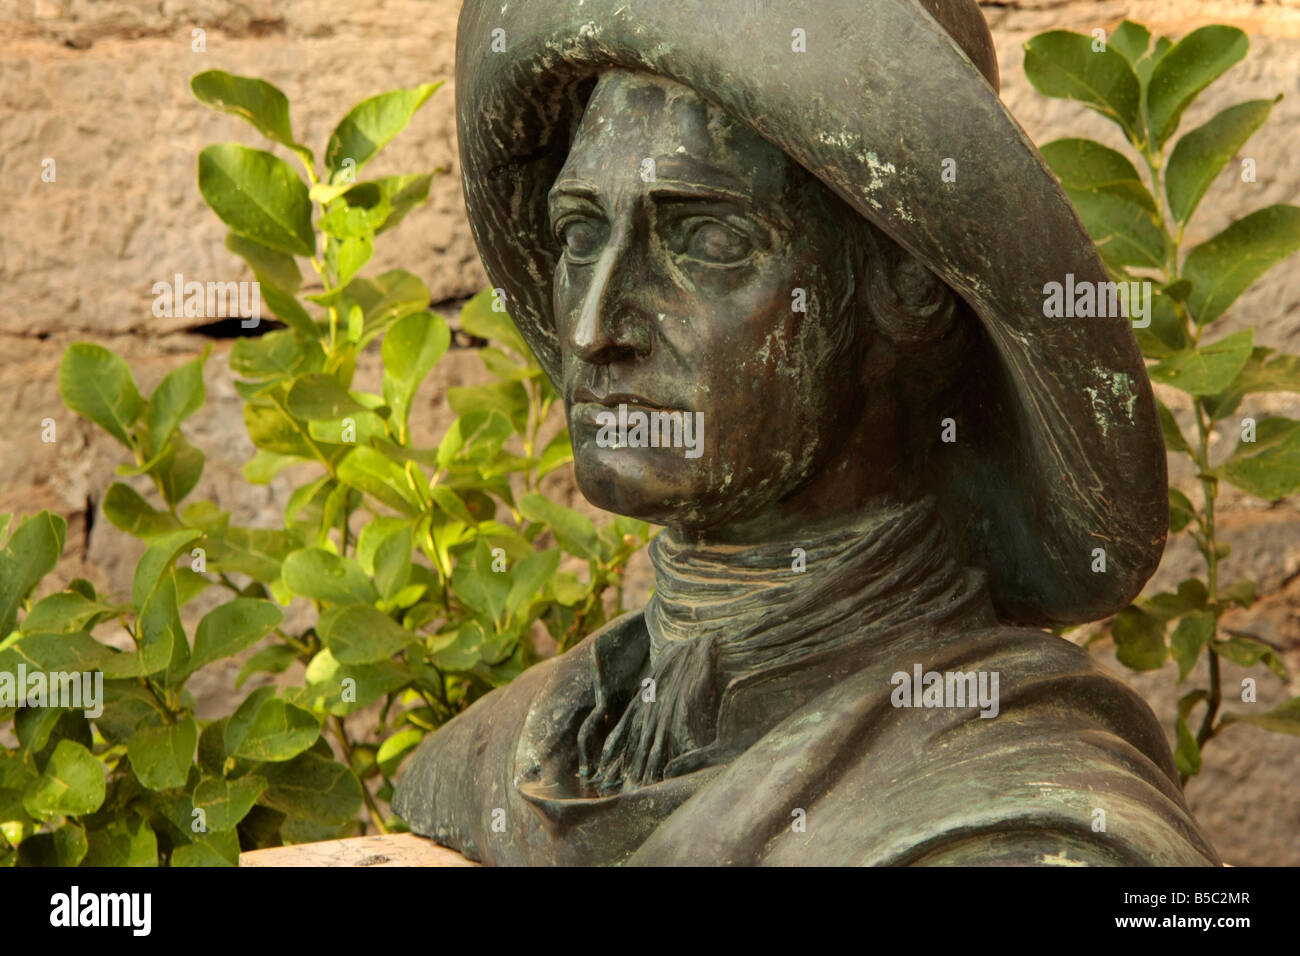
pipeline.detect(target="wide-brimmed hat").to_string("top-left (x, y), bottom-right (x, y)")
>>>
top-left (453, 0), bottom-right (1167, 627)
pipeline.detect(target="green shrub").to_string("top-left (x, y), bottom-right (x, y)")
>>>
top-left (1025, 20), bottom-right (1300, 780)
top-left (0, 73), bottom-right (649, 866)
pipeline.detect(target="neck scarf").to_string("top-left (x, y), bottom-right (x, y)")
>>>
top-left (579, 496), bottom-right (994, 793)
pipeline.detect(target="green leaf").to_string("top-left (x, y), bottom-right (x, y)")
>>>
top-left (1214, 416), bottom-right (1300, 500)
top-left (1221, 696), bottom-right (1300, 735)
top-left (431, 485), bottom-right (476, 526)
top-left (235, 644), bottom-right (299, 690)
top-left (190, 71), bottom-right (310, 162)
top-left (1134, 291), bottom-right (1188, 359)
top-left (206, 526), bottom-right (300, 583)
top-left (286, 373), bottom-right (371, 421)
top-left (16, 822), bottom-right (88, 866)
top-left (100, 484), bottom-right (176, 542)
top-left (452, 539), bottom-right (511, 623)
top-left (459, 287), bottom-right (530, 359)
top-left (1168, 488), bottom-right (1196, 534)
top-left (226, 232), bottom-right (303, 294)
top-left (58, 343), bottom-right (143, 447)
top-left (171, 829), bottom-right (240, 867)
top-left (94, 680), bottom-right (168, 744)
top-left (298, 648), bottom-right (409, 714)
top-left (193, 773), bottom-right (267, 831)
top-left (143, 348), bottom-right (209, 457)
top-left (1147, 329), bottom-right (1253, 396)
top-left (429, 619), bottom-right (509, 671)
top-left (0, 511), bottom-right (66, 638)
top-left (1182, 204), bottom-right (1300, 326)
top-left (538, 430), bottom-right (574, 479)
top-left (1023, 31), bottom-right (1141, 141)
top-left (1166, 97), bottom-right (1279, 227)
top-left (131, 528), bottom-right (202, 609)
top-left (1039, 138), bottom-right (1156, 212)
top-left (259, 751), bottom-right (362, 824)
top-left (1063, 189), bottom-right (1167, 269)
top-left (382, 310), bottom-right (451, 436)
top-left (355, 516), bottom-right (410, 575)
top-left (231, 329), bottom-right (323, 381)
top-left (282, 547), bottom-right (377, 605)
top-left (0, 631), bottom-right (144, 681)
top-left (1213, 632), bottom-right (1288, 679)
top-left (507, 548), bottom-right (561, 615)
top-left (436, 410), bottom-right (516, 469)
top-left (82, 814), bottom-right (157, 866)
top-left (337, 446), bottom-right (423, 517)
top-left (1108, 20), bottom-right (1151, 66)
top-left (225, 689), bottom-right (320, 762)
top-left (189, 598), bottom-right (284, 673)
top-left (136, 570), bottom-right (189, 681)
top-left (20, 590), bottom-right (117, 634)
top-left (448, 381), bottom-right (530, 434)
top-left (1111, 605), bottom-right (1167, 671)
top-left (152, 434), bottom-right (206, 508)
top-left (198, 143), bottom-right (314, 257)
top-left (325, 235), bottom-right (374, 289)
top-left (1174, 714), bottom-right (1201, 776)
top-left (319, 182), bottom-right (392, 238)
top-left (127, 716), bottom-right (198, 791)
top-left (520, 494), bottom-right (600, 561)
top-left (23, 740), bottom-right (105, 817)
top-left (1135, 36), bottom-right (1173, 88)
top-left (373, 173), bottom-right (433, 235)
top-left (1222, 578), bottom-right (1257, 610)
top-left (1156, 399), bottom-right (1192, 455)
top-left (376, 728), bottom-right (424, 778)
top-left (336, 269), bottom-right (430, 346)
top-left (324, 83), bottom-right (441, 178)
top-left (1219, 348), bottom-right (1300, 401)
top-left (1169, 610), bottom-right (1214, 683)
top-left (372, 523), bottom-right (413, 601)
top-left (319, 603), bottom-right (415, 665)
top-left (1144, 577), bottom-right (1208, 621)
top-left (1146, 26), bottom-right (1248, 148)
top-left (479, 345), bottom-right (534, 382)
top-left (242, 400), bottom-right (317, 459)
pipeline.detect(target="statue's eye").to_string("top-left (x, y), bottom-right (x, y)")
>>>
top-left (683, 220), bottom-right (752, 265)
top-left (558, 217), bottom-right (604, 262)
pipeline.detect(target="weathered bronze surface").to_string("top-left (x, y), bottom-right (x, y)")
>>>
top-left (393, 0), bottom-right (1220, 865)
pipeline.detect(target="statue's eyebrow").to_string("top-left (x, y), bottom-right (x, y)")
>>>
top-left (548, 179), bottom-right (601, 207)
top-left (649, 180), bottom-right (793, 230)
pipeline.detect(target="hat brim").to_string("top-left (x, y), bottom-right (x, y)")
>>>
top-left (454, 0), bottom-right (1167, 626)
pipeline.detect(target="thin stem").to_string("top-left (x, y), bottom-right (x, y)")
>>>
top-left (268, 391), bottom-right (337, 477)
top-left (1192, 398), bottom-right (1224, 755)
top-left (275, 627), bottom-right (312, 657)
top-left (331, 716), bottom-right (390, 835)
top-left (1197, 651), bottom-right (1222, 748)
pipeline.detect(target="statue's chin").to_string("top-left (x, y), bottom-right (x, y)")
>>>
top-left (572, 446), bottom-right (723, 527)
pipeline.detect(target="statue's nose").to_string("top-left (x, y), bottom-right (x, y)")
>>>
top-left (569, 225), bottom-right (653, 364)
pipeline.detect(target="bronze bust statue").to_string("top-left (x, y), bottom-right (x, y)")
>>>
top-left (394, 0), bottom-right (1221, 866)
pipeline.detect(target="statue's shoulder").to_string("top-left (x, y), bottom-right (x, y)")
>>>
top-left (392, 611), bottom-right (646, 850)
top-left (632, 620), bottom-right (1220, 866)
top-left (799, 621), bottom-right (1218, 865)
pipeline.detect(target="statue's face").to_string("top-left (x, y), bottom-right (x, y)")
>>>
top-left (550, 71), bottom-right (870, 531)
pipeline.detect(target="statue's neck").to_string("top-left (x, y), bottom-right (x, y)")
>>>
top-left (648, 495), bottom-right (994, 672)
top-left (580, 495), bottom-right (996, 793)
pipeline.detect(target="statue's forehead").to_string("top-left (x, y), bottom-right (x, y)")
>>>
top-left (562, 70), bottom-right (795, 191)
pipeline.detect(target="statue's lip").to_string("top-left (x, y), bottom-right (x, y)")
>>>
top-left (570, 400), bottom-right (687, 428)
top-left (570, 388), bottom-right (677, 411)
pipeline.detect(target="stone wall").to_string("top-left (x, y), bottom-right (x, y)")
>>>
top-left (3, 0), bottom-right (1298, 863)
